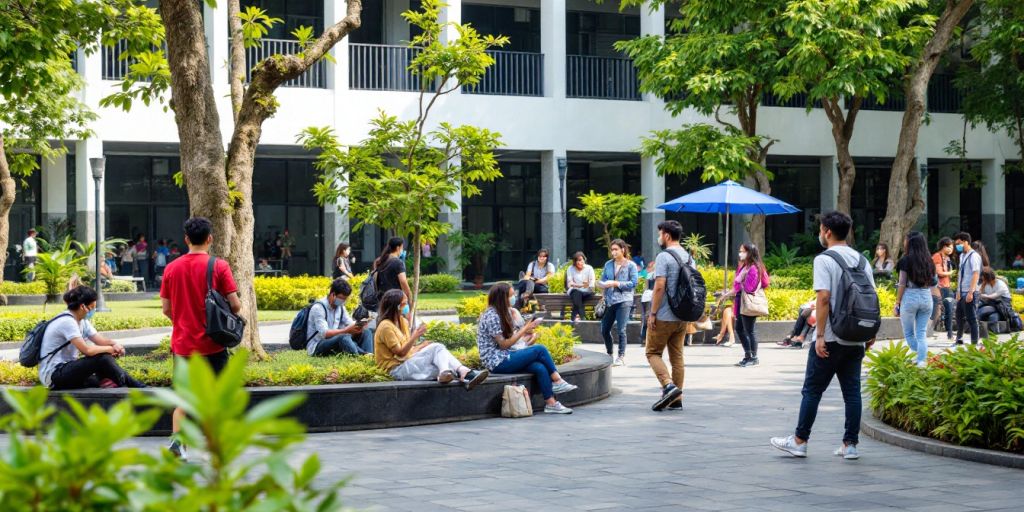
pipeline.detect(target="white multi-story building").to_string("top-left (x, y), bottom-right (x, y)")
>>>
top-left (10, 0), bottom-right (1021, 281)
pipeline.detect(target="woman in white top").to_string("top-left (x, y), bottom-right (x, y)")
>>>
top-left (38, 286), bottom-right (144, 390)
top-left (565, 251), bottom-right (595, 323)
top-left (977, 268), bottom-right (1012, 324)
top-left (513, 249), bottom-right (556, 308)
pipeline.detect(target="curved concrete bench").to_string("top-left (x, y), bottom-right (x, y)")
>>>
top-left (0, 349), bottom-right (611, 436)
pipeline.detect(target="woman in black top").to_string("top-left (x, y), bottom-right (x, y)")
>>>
top-left (373, 237), bottom-right (413, 307)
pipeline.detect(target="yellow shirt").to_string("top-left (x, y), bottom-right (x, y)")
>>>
top-left (374, 318), bottom-right (409, 372)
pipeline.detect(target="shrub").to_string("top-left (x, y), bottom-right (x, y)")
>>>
top-left (254, 275), bottom-right (332, 310)
top-left (105, 279), bottom-right (138, 293)
top-left (417, 273), bottom-right (460, 293)
top-left (865, 336), bottom-right (1024, 453)
top-left (456, 294), bottom-right (489, 318)
top-left (0, 354), bottom-right (347, 510)
top-left (0, 311), bottom-right (173, 342)
top-left (533, 323), bottom-right (581, 364)
top-left (426, 321), bottom-right (477, 350)
top-left (0, 281), bottom-right (47, 295)
top-left (1014, 294), bottom-right (1024, 314)
top-left (770, 263), bottom-right (814, 288)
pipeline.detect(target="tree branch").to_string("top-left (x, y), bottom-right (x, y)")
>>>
top-left (228, 0), bottom-right (245, 123)
top-left (713, 104), bottom-right (741, 133)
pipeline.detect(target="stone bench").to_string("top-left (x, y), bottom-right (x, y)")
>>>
top-left (534, 293), bottom-right (643, 320)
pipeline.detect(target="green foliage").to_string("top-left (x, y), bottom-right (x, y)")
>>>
top-left (0, 281), bottom-right (47, 296)
top-left (238, 6), bottom-right (283, 48)
top-left (24, 246), bottom-right (89, 297)
top-left (254, 275), bottom-right (333, 310)
top-left (455, 294), bottom-right (489, 318)
top-left (425, 321), bottom-right (477, 351)
top-left (0, 310), bottom-right (172, 342)
top-left (764, 242), bottom-right (803, 269)
top-left (104, 279), bottom-right (139, 293)
top-left (769, 263), bottom-right (814, 288)
top-left (637, 124), bottom-right (769, 183)
top-left (449, 230), bottom-right (508, 276)
top-left (0, 353), bottom-right (348, 510)
top-left (417, 273), bottom-right (460, 293)
top-left (682, 233), bottom-right (714, 267)
top-left (569, 191), bottom-right (646, 254)
top-left (866, 336), bottom-right (1024, 453)
top-left (532, 324), bottom-right (581, 364)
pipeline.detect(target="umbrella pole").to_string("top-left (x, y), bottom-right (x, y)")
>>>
top-left (724, 206), bottom-right (730, 293)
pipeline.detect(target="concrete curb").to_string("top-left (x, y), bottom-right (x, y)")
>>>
top-left (861, 409), bottom-right (1024, 469)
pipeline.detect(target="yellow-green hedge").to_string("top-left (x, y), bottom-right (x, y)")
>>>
top-left (0, 311), bottom-right (171, 342)
top-left (0, 281), bottom-right (48, 295)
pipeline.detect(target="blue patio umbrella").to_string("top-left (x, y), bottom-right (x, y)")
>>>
top-left (657, 180), bottom-right (800, 291)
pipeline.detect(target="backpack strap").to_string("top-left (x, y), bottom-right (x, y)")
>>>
top-left (40, 312), bottom-right (76, 363)
top-left (823, 250), bottom-right (867, 275)
top-left (207, 255), bottom-right (217, 295)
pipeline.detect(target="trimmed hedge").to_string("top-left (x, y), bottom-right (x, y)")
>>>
top-left (254, 273), bottom-right (455, 310)
top-left (456, 294), bottom-right (489, 318)
top-left (866, 336), bottom-right (1024, 453)
top-left (417, 274), bottom-right (460, 293)
top-left (426, 321), bottom-right (477, 351)
top-left (0, 322), bottom-right (581, 386)
top-left (0, 281), bottom-right (48, 295)
top-left (0, 311), bottom-right (172, 342)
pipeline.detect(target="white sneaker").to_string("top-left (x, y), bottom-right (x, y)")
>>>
top-left (613, 356), bottom-right (625, 367)
top-left (544, 401), bottom-right (573, 414)
top-left (551, 380), bottom-right (578, 394)
top-left (834, 443), bottom-right (859, 460)
top-left (770, 435), bottom-right (807, 457)
top-left (916, 361), bottom-right (927, 369)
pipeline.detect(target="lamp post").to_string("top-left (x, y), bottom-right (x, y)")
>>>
top-left (89, 157), bottom-right (109, 312)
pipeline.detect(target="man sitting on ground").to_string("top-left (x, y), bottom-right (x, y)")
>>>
top-left (307, 278), bottom-right (374, 357)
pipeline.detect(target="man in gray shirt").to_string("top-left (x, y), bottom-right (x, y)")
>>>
top-left (306, 279), bottom-right (373, 356)
top-left (647, 220), bottom-right (694, 412)
top-left (772, 211), bottom-right (875, 461)
top-left (953, 232), bottom-right (982, 345)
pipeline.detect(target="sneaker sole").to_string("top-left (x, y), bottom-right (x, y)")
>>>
top-left (464, 370), bottom-right (489, 391)
top-left (770, 441), bottom-right (807, 458)
top-left (544, 408), bottom-right (572, 414)
top-left (652, 387), bottom-right (683, 412)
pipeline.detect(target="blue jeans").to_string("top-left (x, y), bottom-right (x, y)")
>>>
top-left (900, 289), bottom-right (932, 364)
top-left (956, 295), bottom-right (980, 344)
top-left (493, 345), bottom-right (558, 399)
top-left (312, 329), bottom-right (374, 356)
top-left (795, 342), bottom-right (865, 445)
top-left (601, 301), bottom-right (630, 357)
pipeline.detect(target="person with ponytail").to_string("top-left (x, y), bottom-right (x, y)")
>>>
top-left (374, 237), bottom-right (413, 309)
top-left (37, 285), bottom-right (144, 390)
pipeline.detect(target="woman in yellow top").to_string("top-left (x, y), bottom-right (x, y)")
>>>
top-left (374, 289), bottom-right (489, 389)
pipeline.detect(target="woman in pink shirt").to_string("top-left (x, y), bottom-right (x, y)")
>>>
top-left (731, 243), bottom-right (769, 367)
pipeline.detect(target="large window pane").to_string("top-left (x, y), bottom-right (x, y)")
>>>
top-left (253, 160), bottom-right (288, 203)
top-left (106, 156), bottom-right (149, 201)
top-left (287, 160), bottom-right (318, 204)
top-left (150, 157), bottom-right (186, 203)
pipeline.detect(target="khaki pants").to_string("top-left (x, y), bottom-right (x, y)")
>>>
top-left (645, 319), bottom-right (687, 388)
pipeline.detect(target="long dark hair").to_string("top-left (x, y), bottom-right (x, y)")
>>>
top-left (378, 289), bottom-right (406, 330)
top-left (610, 239), bottom-right (630, 261)
top-left (902, 232), bottom-right (935, 288)
top-left (972, 241), bottom-right (991, 267)
top-left (374, 237), bottom-right (404, 270)
top-left (486, 282), bottom-right (514, 338)
top-left (874, 243), bottom-right (892, 266)
top-left (334, 242), bottom-right (350, 261)
top-left (740, 242), bottom-right (764, 275)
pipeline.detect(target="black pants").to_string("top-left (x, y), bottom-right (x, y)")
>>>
top-left (50, 354), bottom-right (144, 390)
top-left (977, 303), bottom-right (1002, 323)
top-left (514, 280), bottom-right (548, 306)
top-left (173, 350), bottom-right (230, 375)
top-left (568, 289), bottom-right (594, 321)
top-left (790, 307), bottom-right (812, 337)
top-left (796, 342), bottom-right (865, 445)
top-left (955, 296), bottom-right (979, 344)
top-left (736, 314), bottom-right (758, 357)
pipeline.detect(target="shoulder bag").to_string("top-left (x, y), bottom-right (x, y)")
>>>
top-left (501, 385), bottom-right (534, 418)
top-left (739, 267), bottom-right (769, 317)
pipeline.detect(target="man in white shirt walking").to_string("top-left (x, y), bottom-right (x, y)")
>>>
top-left (22, 228), bottom-right (38, 282)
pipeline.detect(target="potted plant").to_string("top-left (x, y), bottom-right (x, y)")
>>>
top-left (449, 231), bottom-right (507, 289)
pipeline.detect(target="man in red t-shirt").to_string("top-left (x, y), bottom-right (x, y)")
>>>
top-left (160, 217), bottom-right (241, 460)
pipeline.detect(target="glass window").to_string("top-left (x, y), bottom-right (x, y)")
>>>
top-left (765, 161), bottom-right (820, 247)
top-left (106, 156), bottom-right (149, 201)
top-left (253, 159), bottom-right (288, 203)
top-left (150, 157), bottom-right (186, 203)
top-left (287, 160), bottom-right (317, 203)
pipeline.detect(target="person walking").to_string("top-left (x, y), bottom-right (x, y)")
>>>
top-left (599, 239), bottom-right (638, 367)
top-left (895, 232), bottom-right (938, 367)
top-left (646, 220), bottom-right (694, 412)
top-left (931, 238), bottom-right (955, 341)
top-left (159, 217), bottom-right (242, 461)
top-left (731, 243), bottom-right (769, 367)
top-left (119, 243), bottom-right (135, 277)
top-left (565, 252), bottom-right (595, 323)
top-left (21, 228), bottom-right (38, 281)
top-left (154, 239), bottom-right (170, 279)
top-left (771, 211), bottom-right (877, 460)
top-left (953, 232), bottom-right (982, 346)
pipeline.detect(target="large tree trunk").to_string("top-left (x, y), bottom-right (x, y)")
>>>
top-left (746, 170), bottom-right (769, 251)
top-left (823, 97), bottom-right (861, 216)
top-left (0, 135), bottom-right (15, 306)
top-left (879, 0), bottom-right (974, 260)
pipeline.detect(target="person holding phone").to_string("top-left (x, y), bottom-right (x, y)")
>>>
top-left (513, 249), bottom-right (556, 309)
top-left (307, 278), bottom-right (373, 356)
top-left (375, 289), bottom-right (489, 388)
top-left (477, 283), bottom-right (578, 414)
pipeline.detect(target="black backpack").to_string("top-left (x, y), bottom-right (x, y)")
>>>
top-left (823, 250), bottom-right (881, 342)
top-left (665, 248), bottom-right (706, 322)
top-left (289, 300), bottom-right (327, 350)
top-left (205, 256), bottom-right (246, 348)
top-left (19, 312), bottom-right (74, 368)
top-left (360, 268), bottom-right (381, 312)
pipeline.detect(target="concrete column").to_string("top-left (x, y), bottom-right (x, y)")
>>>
top-left (640, 156), bottom-right (664, 264)
top-left (981, 156), bottom-right (1007, 265)
top-left (205, 1), bottom-right (229, 86)
top-left (41, 156), bottom-right (68, 224)
top-left (541, 0), bottom-right (566, 99)
top-left (937, 163), bottom-right (961, 232)
top-left (77, 37), bottom-right (102, 104)
top-left (819, 155), bottom-right (839, 214)
top-left (638, 2), bottom-right (664, 103)
top-left (326, 0), bottom-right (350, 92)
top-left (541, 149), bottom-right (568, 266)
top-left (322, 187), bottom-right (349, 276)
top-left (74, 139), bottom-right (104, 256)
top-left (437, 157), bottom-right (462, 276)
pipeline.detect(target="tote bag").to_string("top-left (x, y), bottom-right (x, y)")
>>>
top-left (501, 385), bottom-right (534, 418)
top-left (739, 268), bottom-right (769, 318)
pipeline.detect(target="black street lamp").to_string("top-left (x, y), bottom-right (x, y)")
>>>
top-left (90, 157), bottom-right (110, 312)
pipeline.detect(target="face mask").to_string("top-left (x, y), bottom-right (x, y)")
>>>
top-left (510, 295), bottom-right (517, 307)
top-left (333, 298), bottom-right (344, 308)
top-left (819, 234), bottom-right (828, 249)
top-left (955, 244), bottom-right (964, 253)
top-left (738, 252), bottom-right (747, 261)
top-left (399, 250), bottom-right (407, 260)
top-left (85, 308), bottom-right (95, 320)
top-left (401, 304), bottom-right (410, 316)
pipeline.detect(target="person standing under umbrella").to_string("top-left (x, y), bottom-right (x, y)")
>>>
top-left (730, 243), bottom-right (769, 367)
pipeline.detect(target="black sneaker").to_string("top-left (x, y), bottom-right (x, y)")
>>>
top-left (790, 341), bottom-right (803, 349)
top-left (463, 369), bottom-right (489, 391)
top-left (667, 396), bottom-right (683, 410)
top-left (734, 357), bottom-right (750, 367)
top-left (652, 384), bottom-right (683, 412)
top-left (739, 357), bottom-right (760, 367)
top-left (168, 439), bottom-right (188, 462)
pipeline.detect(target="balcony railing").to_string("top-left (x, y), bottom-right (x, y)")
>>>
top-left (846, 94), bottom-right (905, 112)
top-left (464, 50), bottom-right (543, 97)
top-left (566, 55), bottom-right (641, 101)
top-left (762, 91), bottom-right (822, 109)
top-left (102, 39), bottom-right (147, 80)
top-left (928, 73), bottom-right (962, 114)
top-left (246, 38), bottom-right (326, 89)
top-left (349, 43), bottom-right (431, 92)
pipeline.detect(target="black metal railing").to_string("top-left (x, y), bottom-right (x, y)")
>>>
top-left (245, 38), bottom-right (326, 88)
top-left (464, 50), bottom-right (543, 97)
top-left (349, 43), bottom-right (432, 92)
top-left (566, 54), bottom-right (641, 101)
top-left (846, 94), bottom-right (905, 112)
top-left (762, 91), bottom-right (822, 109)
top-left (928, 73), bottom-right (962, 114)
top-left (102, 39), bottom-right (140, 80)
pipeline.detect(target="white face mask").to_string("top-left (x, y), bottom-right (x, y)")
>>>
top-left (739, 252), bottom-right (747, 261)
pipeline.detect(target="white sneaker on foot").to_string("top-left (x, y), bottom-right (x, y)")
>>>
top-left (834, 443), bottom-right (859, 460)
top-left (770, 435), bottom-right (807, 457)
top-left (551, 380), bottom-right (577, 394)
top-left (544, 401), bottom-right (573, 414)
top-left (613, 356), bottom-right (625, 367)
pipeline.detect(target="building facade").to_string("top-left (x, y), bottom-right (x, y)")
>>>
top-left (7, 0), bottom-right (1020, 281)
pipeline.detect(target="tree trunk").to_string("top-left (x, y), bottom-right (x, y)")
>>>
top-left (879, 0), bottom-right (974, 260)
top-left (410, 228), bottom-right (422, 325)
top-left (0, 135), bottom-right (15, 306)
top-left (746, 170), bottom-right (769, 251)
top-left (822, 97), bottom-right (861, 216)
